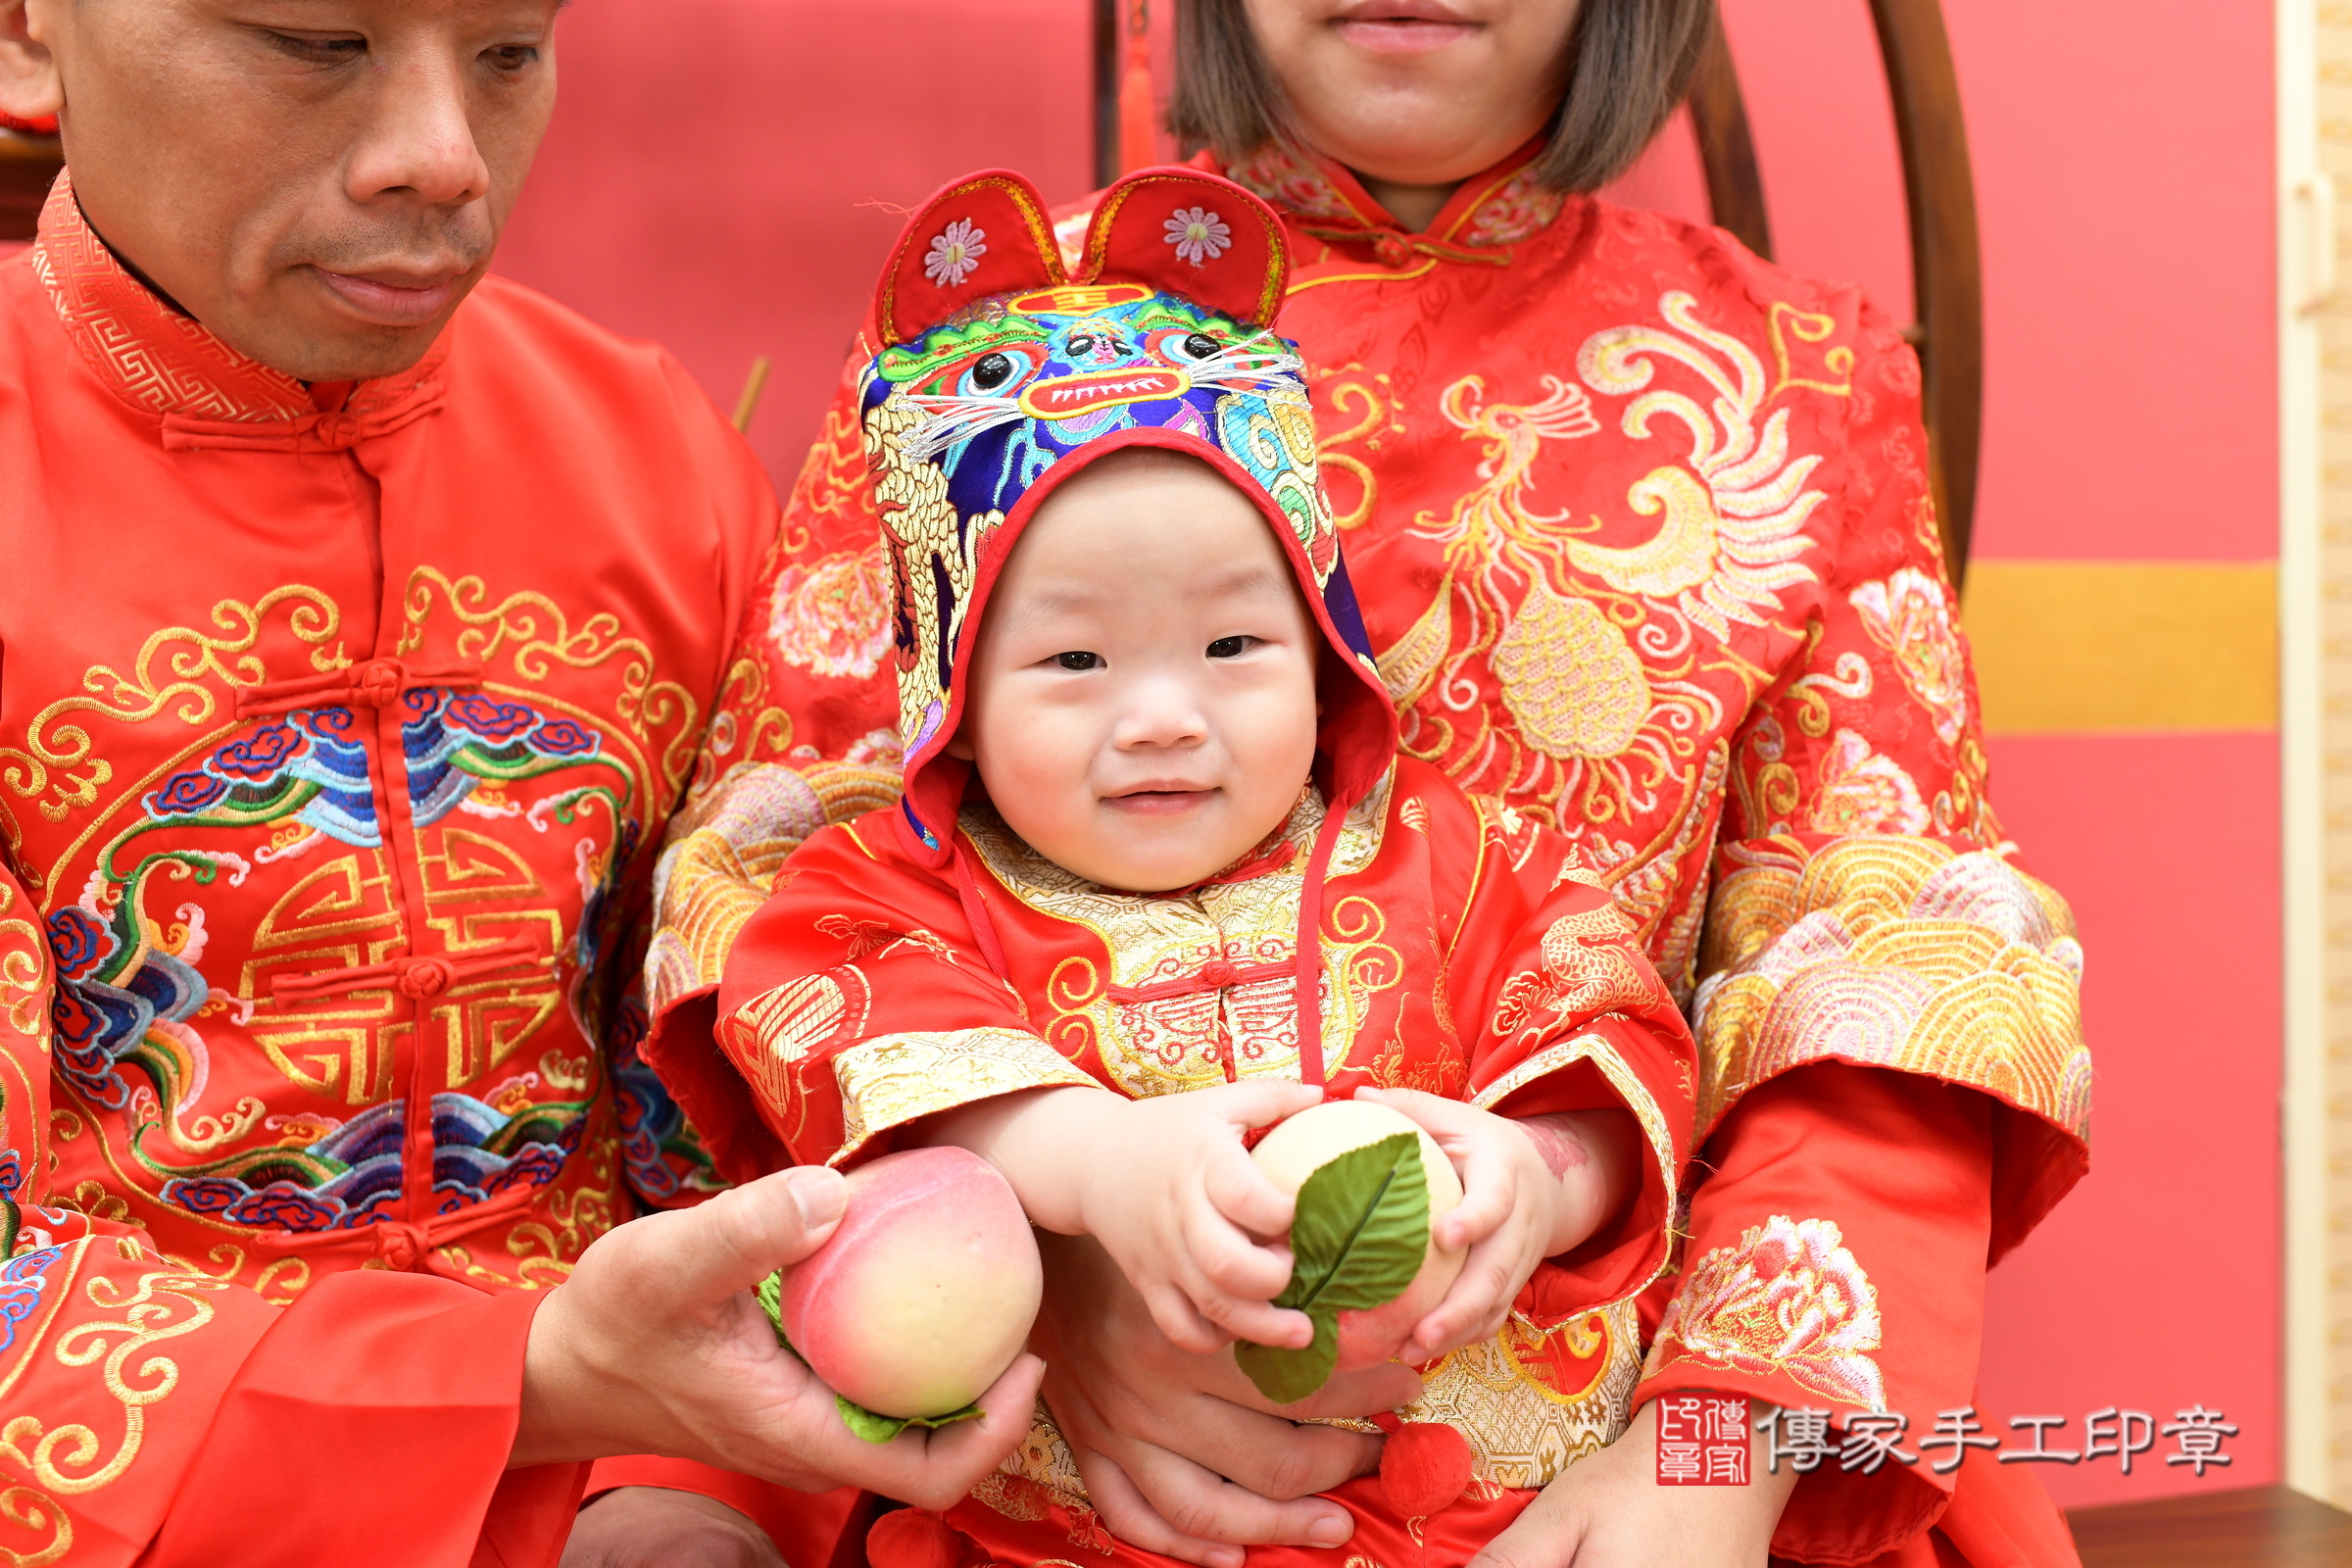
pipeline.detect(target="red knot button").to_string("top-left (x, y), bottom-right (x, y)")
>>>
top-left (1373, 232), bottom-right (1414, 269)
top-left (376, 1222), bottom-right (425, 1271)
top-left (398, 956), bottom-right (454, 998)
top-left (1200, 961), bottom-right (1240, 989)
top-left (353, 659), bottom-right (404, 708)
top-left (313, 412), bottom-right (362, 449)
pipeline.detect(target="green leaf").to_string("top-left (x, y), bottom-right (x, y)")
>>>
top-left (757, 1268), bottom-right (987, 1444)
top-left (833, 1394), bottom-right (987, 1445)
top-left (1234, 1313), bottom-right (1339, 1405)
top-left (755, 1269), bottom-right (803, 1361)
top-left (1234, 1132), bottom-right (1431, 1404)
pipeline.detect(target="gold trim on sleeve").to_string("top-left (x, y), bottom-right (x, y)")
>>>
top-left (830, 1028), bottom-right (1096, 1164)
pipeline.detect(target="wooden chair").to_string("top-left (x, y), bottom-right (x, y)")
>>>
top-left (1095, 0), bottom-right (1984, 586)
top-left (1688, 0), bottom-right (1983, 584)
top-left (0, 127), bottom-right (60, 243)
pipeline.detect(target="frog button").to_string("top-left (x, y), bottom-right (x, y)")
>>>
top-left (398, 956), bottom-right (454, 999)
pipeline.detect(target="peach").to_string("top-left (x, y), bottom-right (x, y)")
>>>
top-left (1251, 1099), bottom-right (1467, 1371)
top-left (779, 1146), bottom-right (1042, 1419)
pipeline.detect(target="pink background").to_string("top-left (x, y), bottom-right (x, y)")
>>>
top-left (496, 0), bottom-right (2280, 1511)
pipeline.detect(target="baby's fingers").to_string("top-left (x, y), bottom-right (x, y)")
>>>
top-left (1435, 1138), bottom-right (1515, 1252)
top-left (1188, 1205), bottom-right (1296, 1304)
top-left (1142, 1279), bottom-right (1235, 1356)
top-left (1204, 1142), bottom-right (1298, 1239)
top-left (1195, 1289), bottom-right (1316, 1351)
top-left (1401, 1231), bottom-right (1522, 1362)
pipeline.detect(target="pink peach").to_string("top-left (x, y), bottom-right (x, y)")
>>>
top-left (1250, 1099), bottom-right (1467, 1372)
top-left (779, 1147), bottom-right (1042, 1419)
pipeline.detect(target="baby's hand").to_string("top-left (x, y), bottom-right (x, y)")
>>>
top-left (1352, 1088), bottom-right (1638, 1364)
top-left (1076, 1080), bottom-right (1325, 1355)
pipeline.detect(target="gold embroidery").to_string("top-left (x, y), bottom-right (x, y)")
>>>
top-left (1309, 367), bottom-right (1401, 531)
top-left (1572, 293), bottom-right (1830, 640)
top-left (1647, 1214), bottom-right (1886, 1411)
top-left (959, 781), bottom-right (1395, 1098)
top-left (1490, 582), bottom-right (1650, 760)
top-left (0, 1251), bottom-right (226, 1500)
top-left (1402, 1298), bottom-right (1642, 1486)
top-left (1692, 836), bottom-right (2090, 1138)
top-left (0, 883), bottom-right (43, 1038)
top-left (831, 1029), bottom-right (1096, 1162)
top-left (1766, 302), bottom-right (1857, 398)
top-left (644, 760), bottom-right (898, 1018)
top-left (723, 969), bottom-right (872, 1111)
top-left (395, 567), bottom-right (703, 794)
top-left (1, 587), bottom-right (344, 822)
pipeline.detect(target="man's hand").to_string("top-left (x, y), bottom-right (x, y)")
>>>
top-left (1031, 1231), bottom-right (1424, 1568)
top-left (514, 1166), bottom-right (1044, 1509)
top-left (560, 1488), bottom-right (783, 1568)
top-left (1468, 1400), bottom-right (1797, 1568)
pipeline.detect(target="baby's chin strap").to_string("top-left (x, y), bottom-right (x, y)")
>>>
top-left (1291, 802), bottom-right (1350, 1101)
top-left (951, 841), bottom-right (1012, 979)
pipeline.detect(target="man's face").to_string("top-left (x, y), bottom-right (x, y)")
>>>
top-left (0, 0), bottom-right (560, 380)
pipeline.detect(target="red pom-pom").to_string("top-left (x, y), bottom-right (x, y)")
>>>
top-left (866, 1508), bottom-right (960, 1568)
top-left (1379, 1421), bottom-right (1474, 1517)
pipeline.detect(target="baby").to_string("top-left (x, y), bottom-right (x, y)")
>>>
top-left (697, 170), bottom-right (1698, 1566)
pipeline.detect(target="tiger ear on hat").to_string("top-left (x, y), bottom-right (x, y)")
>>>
top-left (874, 170), bottom-right (1068, 346)
top-left (1075, 168), bottom-right (1290, 327)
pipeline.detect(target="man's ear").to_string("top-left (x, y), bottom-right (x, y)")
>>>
top-left (0, 0), bottom-right (64, 123)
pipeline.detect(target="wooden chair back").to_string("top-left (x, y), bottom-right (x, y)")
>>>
top-left (1688, 0), bottom-right (1984, 584)
top-left (0, 131), bottom-right (62, 244)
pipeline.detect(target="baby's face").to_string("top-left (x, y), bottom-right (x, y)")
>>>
top-left (949, 453), bottom-right (1321, 893)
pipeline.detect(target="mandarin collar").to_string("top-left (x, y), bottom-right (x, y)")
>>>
top-left (28, 172), bottom-right (448, 453)
top-left (1210, 137), bottom-right (1567, 269)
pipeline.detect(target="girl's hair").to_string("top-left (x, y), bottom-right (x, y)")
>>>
top-left (1169, 0), bottom-right (1717, 193)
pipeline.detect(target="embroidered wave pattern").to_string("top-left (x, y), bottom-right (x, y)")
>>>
top-left (144, 706), bottom-right (376, 847)
top-left (400, 688), bottom-right (612, 826)
top-left (47, 901), bottom-right (208, 1111)
top-left (609, 994), bottom-right (725, 1203)
top-left (157, 1090), bottom-right (587, 1231)
top-left (1691, 835), bottom-right (2089, 1139)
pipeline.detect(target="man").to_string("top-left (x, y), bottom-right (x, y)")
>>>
top-left (0, 2), bottom-right (1039, 1563)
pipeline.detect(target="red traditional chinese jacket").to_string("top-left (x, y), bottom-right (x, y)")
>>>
top-left (0, 177), bottom-right (849, 1565)
top-left (681, 168), bottom-right (1696, 1564)
top-left (646, 147), bottom-right (2091, 1566)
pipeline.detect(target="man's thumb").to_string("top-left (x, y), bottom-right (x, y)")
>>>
top-left (667, 1166), bottom-right (849, 1301)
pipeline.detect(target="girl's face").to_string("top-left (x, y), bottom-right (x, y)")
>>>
top-left (948, 453), bottom-right (1321, 895)
top-left (1243, 0), bottom-right (1581, 189)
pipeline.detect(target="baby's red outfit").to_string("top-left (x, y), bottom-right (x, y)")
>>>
top-left (657, 169), bottom-right (1700, 1568)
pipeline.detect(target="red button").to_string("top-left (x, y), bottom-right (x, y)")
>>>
top-left (1201, 961), bottom-right (1240, 989)
top-left (353, 659), bottom-right (404, 708)
top-left (1373, 233), bottom-right (1413, 269)
top-left (376, 1222), bottom-right (425, 1270)
top-left (313, 412), bottom-right (361, 449)
top-left (398, 956), bottom-right (454, 998)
